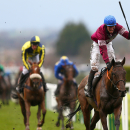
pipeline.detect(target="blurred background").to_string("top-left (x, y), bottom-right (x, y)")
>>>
top-left (0, 0), bottom-right (130, 84)
top-left (0, 0), bottom-right (130, 130)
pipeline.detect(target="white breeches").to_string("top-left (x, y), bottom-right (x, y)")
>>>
top-left (90, 41), bottom-right (115, 71)
top-left (22, 54), bottom-right (42, 75)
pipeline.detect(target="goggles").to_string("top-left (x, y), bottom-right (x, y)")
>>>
top-left (31, 42), bottom-right (39, 45)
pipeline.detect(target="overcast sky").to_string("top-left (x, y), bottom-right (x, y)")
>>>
top-left (0, 0), bottom-right (130, 33)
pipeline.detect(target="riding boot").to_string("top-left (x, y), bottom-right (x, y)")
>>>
top-left (54, 83), bottom-right (61, 96)
top-left (16, 73), bottom-right (29, 93)
top-left (84, 70), bottom-right (97, 98)
top-left (40, 72), bottom-right (48, 92)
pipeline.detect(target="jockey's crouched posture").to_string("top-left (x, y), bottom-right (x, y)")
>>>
top-left (16, 36), bottom-right (48, 93)
top-left (84, 15), bottom-right (130, 98)
top-left (54, 56), bottom-right (79, 96)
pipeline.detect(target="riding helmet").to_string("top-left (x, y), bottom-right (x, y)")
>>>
top-left (31, 36), bottom-right (40, 45)
top-left (104, 15), bottom-right (116, 26)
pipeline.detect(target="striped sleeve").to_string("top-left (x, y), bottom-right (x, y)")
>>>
top-left (98, 40), bottom-right (110, 63)
top-left (39, 45), bottom-right (45, 68)
top-left (22, 50), bottom-right (30, 70)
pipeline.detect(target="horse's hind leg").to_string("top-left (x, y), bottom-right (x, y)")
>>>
top-left (90, 110), bottom-right (100, 130)
top-left (19, 98), bottom-right (27, 125)
top-left (79, 94), bottom-right (91, 130)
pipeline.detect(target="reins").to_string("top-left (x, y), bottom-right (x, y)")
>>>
top-left (103, 66), bottom-right (126, 99)
top-left (107, 69), bottom-right (125, 90)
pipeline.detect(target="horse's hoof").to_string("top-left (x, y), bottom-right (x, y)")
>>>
top-left (70, 126), bottom-right (74, 129)
top-left (37, 127), bottom-right (42, 130)
top-left (25, 125), bottom-right (30, 130)
top-left (56, 122), bottom-right (60, 127)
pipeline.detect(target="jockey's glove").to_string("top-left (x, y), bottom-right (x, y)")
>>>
top-left (106, 62), bottom-right (111, 70)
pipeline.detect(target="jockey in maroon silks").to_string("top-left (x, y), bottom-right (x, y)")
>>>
top-left (84, 15), bottom-right (130, 98)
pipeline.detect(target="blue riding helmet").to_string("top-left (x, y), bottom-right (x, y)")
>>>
top-left (60, 56), bottom-right (69, 66)
top-left (31, 36), bottom-right (40, 45)
top-left (104, 15), bottom-right (116, 26)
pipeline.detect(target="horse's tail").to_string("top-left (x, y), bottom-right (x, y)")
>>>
top-left (66, 102), bottom-right (81, 123)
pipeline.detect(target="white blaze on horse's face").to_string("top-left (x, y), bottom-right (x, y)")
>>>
top-left (35, 68), bottom-right (38, 71)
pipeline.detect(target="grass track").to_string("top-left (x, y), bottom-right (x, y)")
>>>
top-left (0, 94), bottom-right (130, 130)
top-left (0, 101), bottom-right (86, 130)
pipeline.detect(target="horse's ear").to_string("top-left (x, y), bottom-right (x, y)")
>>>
top-left (111, 58), bottom-right (115, 67)
top-left (38, 60), bottom-right (41, 65)
top-left (121, 57), bottom-right (125, 66)
top-left (28, 60), bottom-right (32, 65)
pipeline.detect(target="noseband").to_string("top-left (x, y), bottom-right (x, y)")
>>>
top-left (105, 65), bottom-right (126, 98)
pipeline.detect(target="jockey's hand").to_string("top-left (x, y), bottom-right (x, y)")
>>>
top-left (106, 62), bottom-right (111, 70)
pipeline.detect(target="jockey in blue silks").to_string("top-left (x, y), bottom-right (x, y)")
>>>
top-left (54, 56), bottom-right (79, 96)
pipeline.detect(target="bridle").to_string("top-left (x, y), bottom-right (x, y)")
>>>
top-left (105, 65), bottom-right (126, 99)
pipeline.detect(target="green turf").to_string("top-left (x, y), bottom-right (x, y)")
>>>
top-left (0, 101), bottom-right (86, 130)
top-left (0, 94), bottom-right (130, 130)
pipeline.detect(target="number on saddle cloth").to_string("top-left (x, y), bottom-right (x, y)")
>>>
top-left (92, 67), bottom-right (107, 89)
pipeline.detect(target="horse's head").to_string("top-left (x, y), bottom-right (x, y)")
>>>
top-left (63, 65), bottom-right (74, 82)
top-left (108, 57), bottom-right (126, 97)
top-left (28, 60), bottom-right (42, 89)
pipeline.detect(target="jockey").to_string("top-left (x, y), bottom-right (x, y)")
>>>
top-left (16, 36), bottom-right (48, 93)
top-left (0, 64), bottom-right (5, 77)
top-left (54, 56), bottom-right (79, 96)
top-left (84, 15), bottom-right (130, 98)
top-left (0, 64), bottom-right (7, 86)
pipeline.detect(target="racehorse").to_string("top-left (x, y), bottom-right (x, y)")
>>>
top-left (0, 74), bottom-right (11, 105)
top-left (67, 57), bottom-right (126, 130)
top-left (17, 60), bottom-right (46, 130)
top-left (55, 65), bottom-right (77, 130)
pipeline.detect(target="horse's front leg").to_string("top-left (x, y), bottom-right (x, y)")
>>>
top-left (90, 110), bottom-right (100, 130)
top-left (24, 101), bottom-right (31, 130)
top-left (56, 100), bottom-right (61, 127)
top-left (60, 103), bottom-right (64, 130)
top-left (99, 110), bottom-right (108, 130)
top-left (19, 98), bottom-right (26, 126)
top-left (68, 102), bottom-right (76, 130)
top-left (37, 100), bottom-right (46, 127)
top-left (37, 105), bottom-right (41, 127)
top-left (114, 104), bottom-right (122, 130)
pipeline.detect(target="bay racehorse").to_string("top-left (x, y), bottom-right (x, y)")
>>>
top-left (17, 60), bottom-right (46, 130)
top-left (55, 65), bottom-right (77, 130)
top-left (67, 57), bottom-right (126, 130)
top-left (0, 75), bottom-right (10, 105)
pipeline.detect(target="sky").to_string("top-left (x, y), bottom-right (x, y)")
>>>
top-left (0, 0), bottom-right (130, 33)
